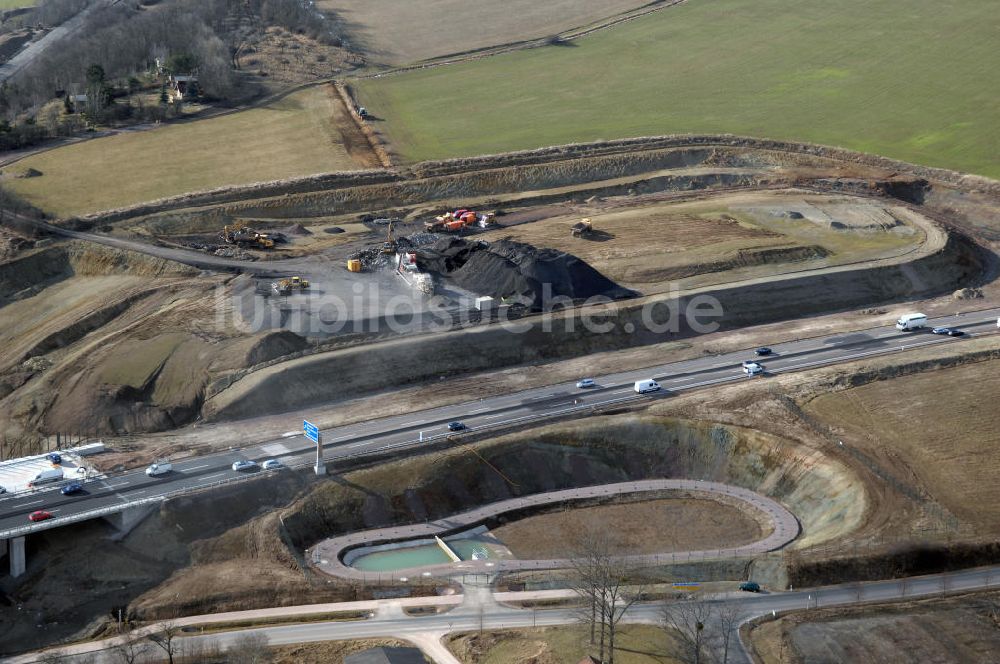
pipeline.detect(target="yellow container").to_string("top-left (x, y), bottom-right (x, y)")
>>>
top-left (347, 259), bottom-right (362, 272)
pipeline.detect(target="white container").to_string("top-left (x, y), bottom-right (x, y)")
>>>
top-left (895, 313), bottom-right (927, 331)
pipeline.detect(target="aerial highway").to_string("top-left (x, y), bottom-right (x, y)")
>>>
top-left (1, 308), bottom-right (997, 537)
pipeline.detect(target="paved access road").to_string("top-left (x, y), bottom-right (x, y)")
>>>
top-left (1, 309), bottom-right (997, 538)
top-left (8, 565), bottom-right (1000, 664)
top-left (313, 479), bottom-right (800, 580)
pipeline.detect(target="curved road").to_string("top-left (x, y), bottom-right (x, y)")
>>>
top-left (312, 479), bottom-right (799, 581)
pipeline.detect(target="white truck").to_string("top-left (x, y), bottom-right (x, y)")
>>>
top-left (145, 462), bottom-right (172, 477)
top-left (895, 313), bottom-right (927, 331)
top-left (634, 379), bottom-right (661, 394)
top-left (28, 467), bottom-right (64, 488)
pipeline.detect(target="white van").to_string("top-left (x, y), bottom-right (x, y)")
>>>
top-left (634, 379), bottom-right (661, 394)
top-left (28, 467), bottom-right (64, 488)
top-left (895, 313), bottom-right (927, 331)
top-left (743, 362), bottom-right (764, 376)
top-left (145, 462), bottom-right (172, 477)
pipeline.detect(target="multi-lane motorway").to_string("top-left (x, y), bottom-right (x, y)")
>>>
top-left (2, 308), bottom-right (998, 537)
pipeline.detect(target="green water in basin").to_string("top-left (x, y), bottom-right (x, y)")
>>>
top-left (350, 539), bottom-right (492, 572)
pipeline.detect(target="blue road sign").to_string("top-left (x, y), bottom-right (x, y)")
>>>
top-left (303, 420), bottom-right (319, 444)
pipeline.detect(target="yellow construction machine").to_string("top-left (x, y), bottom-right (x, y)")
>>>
top-left (271, 276), bottom-right (310, 295)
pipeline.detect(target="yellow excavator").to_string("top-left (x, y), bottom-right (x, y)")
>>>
top-left (381, 219), bottom-right (398, 255)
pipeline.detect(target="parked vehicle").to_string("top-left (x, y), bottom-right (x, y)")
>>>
top-left (755, 347), bottom-right (773, 356)
top-left (28, 510), bottom-right (53, 522)
top-left (634, 379), bottom-right (661, 394)
top-left (46, 453), bottom-right (62, 465)
top-left (447, 421), bottom-right (467, 432)
top-left (232, 460), bottom-right (259, 472)
top-left (743, 362), bottom-right (764, 376)
top-left (739, 581), bottom-right (761, 592)
top-left (145, 462), bottom-right (172, 477)
top-left (28, 468), bottom-right (64, 488)
top-left (895, 313), bottom-right (927, 331)
top-left (262, 459), bottom-right (283, 470)
top-left (576, 378), bottom-right (596, 389)
top-left (60, 482), bottom-right (83, 495)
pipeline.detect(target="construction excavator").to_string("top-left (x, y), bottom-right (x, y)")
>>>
top-left (381, 219), bottom-right (398, 254)
top-left (222, 221), bottom-right (275, 249)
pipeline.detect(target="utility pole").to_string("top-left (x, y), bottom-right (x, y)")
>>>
top-left (314, 432), bottom-right (326, 475)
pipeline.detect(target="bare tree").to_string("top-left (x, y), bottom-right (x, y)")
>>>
top-left (227, 632), bottom-right (272, 664)
top-left (715, 601), bottom-right (742, 664)
top-left (111, 629), bottom-right (150, 664)
top-left (148, 621), bottom-right (182, 664)
top-left (568, 530), bottom-right (647, 664)
top-left (662, 599), bottom-right (716, 664)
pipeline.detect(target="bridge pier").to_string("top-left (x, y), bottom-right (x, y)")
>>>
top-left (103, 504), bottom-right (156, 541)
top-left (7, 536), bottom-right (25, 578)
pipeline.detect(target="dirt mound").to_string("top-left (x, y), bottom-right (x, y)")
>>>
top-left (278, 223), bottom-right (312, 236)
top-left (416, 238), bottom-right (636, 308)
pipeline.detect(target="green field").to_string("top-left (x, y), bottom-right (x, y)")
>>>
top-left (0, 1), bottom-right (35, 8)
top-left (6, 86), bottom-right (362, 216)
top-left (356, 0), bottom-right (1000, 178)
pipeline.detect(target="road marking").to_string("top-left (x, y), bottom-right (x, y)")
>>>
top-left (202, 472), bottom-right (226, 481)
top-left (183, 464), bottom-right (210, 471)
top-left (281, 431), bottom-right (299, 438)
top-left (484, 413), bottom-right (508, 420)
top-left (467, 407), bottom-right (489, 414)
top-left (21, 499), bottom-right (43, 506)
top-left (104, 483), bottom-right (128, 490)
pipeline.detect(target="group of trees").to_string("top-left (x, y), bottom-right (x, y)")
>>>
top-left (85, 622), bottom-right (273, 664)
top-left (569, 531), bottom-right (745, 664)
top-left (0, 0), bottom-right (346, 137)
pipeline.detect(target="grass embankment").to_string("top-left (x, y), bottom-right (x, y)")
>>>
top-left (804, 359), bottom-right (1000, 534)
top-left (6, 85), bottom-right (363, 217)
top-left (356, 0), bottom-right (1000, 177)
top-left (0, 1), bottom-right (34, 8)
top-left (449, 625), bottom-right (683, 664)
top-left (749, 591), bottom-right (1000, 663)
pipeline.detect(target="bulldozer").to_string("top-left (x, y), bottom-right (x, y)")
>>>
top-left (271, 276), bottom-right (310, 296)
top-left (570, 218), bottom-right (593, 238)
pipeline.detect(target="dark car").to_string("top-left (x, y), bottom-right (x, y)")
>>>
top-left (447, 421), bottom-right (466, 432)
top-left (755, 347), bottom-right (773, 356)
top-left (28, 510), bottom-right (53, 522)
top-left (47, 453), bottom-right (62, 465)
top-left (60, 483), bottom-right (83, 495)
top-left (932, 327), bottom-right (965, 337)
top-left (739, 581), bottom-right (761, 592)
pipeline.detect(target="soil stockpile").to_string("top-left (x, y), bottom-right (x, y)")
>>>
top-left (416, 238), bottom-right (636, 308)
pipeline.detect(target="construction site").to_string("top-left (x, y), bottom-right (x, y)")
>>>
top-left (1, 135), bottom-right (1000, 662)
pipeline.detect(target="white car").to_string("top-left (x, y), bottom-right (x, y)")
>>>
top-left (743, 362), bottom-right (764, 376)
top-left (262, 459), bottom-right (283, 470)
top-left (576, 378), bottom-right (596, 389)
top-left (232, 460), bottom-right (259, 472)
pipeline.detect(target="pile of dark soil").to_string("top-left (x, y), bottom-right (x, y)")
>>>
top-left (416, 238), bottom-right (636, 308)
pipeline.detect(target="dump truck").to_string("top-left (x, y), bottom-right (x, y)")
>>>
top-left (571, 218), bottom-right (593, 237)
top-left (425, 209), bottom-right (492, 233)
top-left (271, 276), bottom-right (310, 295)
top-left (222, 221), bottom-right (275, 249)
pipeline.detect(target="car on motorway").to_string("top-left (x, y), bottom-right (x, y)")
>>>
top-left (28, 510), bottom-right (53, 522)
top-left (145, 462), bottom-right (172, 477)
top-left (755, 347), bottom-right (773, 356)
top-left (447, 421), bottom-right (467, 432)
top-left (743, 362), bottom-right (764, 376)
top-left (634, 379), bottom-right (661, 394)
top-left (232, 460), bottom-right (259, 472)
top-left (262, 459), bottom-right (283, 470)
top-left (739, 581), bottom-right (761, 593)
top-left (576, 378), bottom-right (596, 389)
top-left (60, 482), bottom-right (83, 495)
top-left (47, 453), bottom-right (62, 465)
top-left (932, 327), bottom-right (965, 337)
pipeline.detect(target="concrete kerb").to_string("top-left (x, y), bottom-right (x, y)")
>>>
top-left (309, 479), bottom-right (800, 583)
